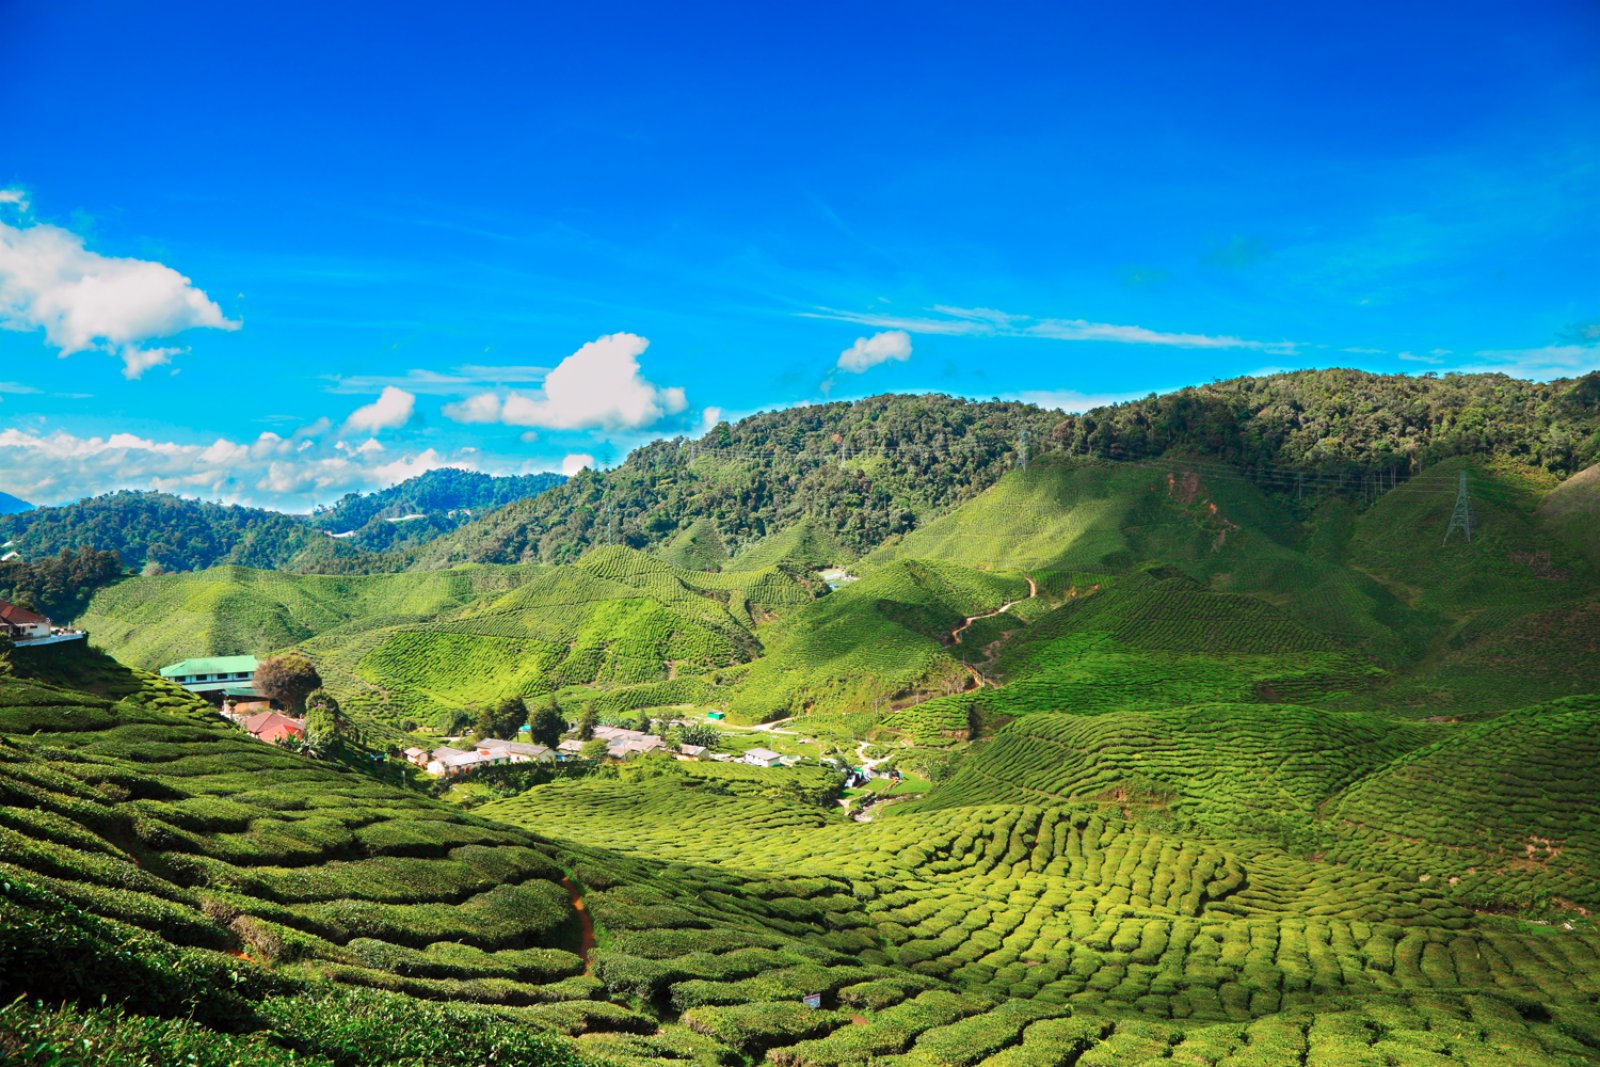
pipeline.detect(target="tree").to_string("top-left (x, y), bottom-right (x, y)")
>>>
top-left (303, 689), bottom-right (345, 750)
top-left (630, 711), bottom-right (653, 734)
top-left (529, 700), bottom-right (564, 749)
top-left (254, 652), bottom-right (322, 712)
top-left (577, 702), bottom-right (598, 741)
top-left (477, 696), bottom-right (527, 741)
top-left (672, 723), bottom-right (720, 750)
top-left (578, 738), bottom-right (610, 761)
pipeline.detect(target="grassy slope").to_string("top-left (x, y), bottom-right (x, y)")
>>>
top-left (74, 564), bottom-right (538, 670)
top-left (78, 547), bottom-right (821, 734)
top-left (726, 559), bottom-right (1029, 722)
top-left (860, 454), bottom-right (1600, 726)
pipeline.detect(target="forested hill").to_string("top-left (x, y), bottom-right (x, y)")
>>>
top-left (1053, 368), bottom-right (1600, 479)
top-left (0, 491), bottom-right (343, 573)
top-left (310, 468), bottom-right (566, 547)
top-left (416, 394), bottom-right (1063, 567)
top-left (419, 370), bottom-right (1600, 569)
top-left (0, 468), bottom-right (565, 573)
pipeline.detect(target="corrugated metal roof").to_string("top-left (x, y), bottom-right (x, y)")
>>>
top-left (159, 655), bottom-right (259, 678)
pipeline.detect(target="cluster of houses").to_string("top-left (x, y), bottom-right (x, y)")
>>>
top-left (401, 725), bottom-right (794, 779)
top-left (405, 736), bottom-right (556, 777)
top-left (153, 648), bottom-right (803, 773)
top-left (0, 598), bottom-right (87, 647)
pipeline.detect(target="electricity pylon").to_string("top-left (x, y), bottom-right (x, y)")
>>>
top-left (1443, 470), bottom-right (1473, 545)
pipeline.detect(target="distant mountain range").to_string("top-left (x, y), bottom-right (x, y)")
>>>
top-left (0, 491), bottom-right (33, 516)
top-left (0, 467), bottom-right (564, 572)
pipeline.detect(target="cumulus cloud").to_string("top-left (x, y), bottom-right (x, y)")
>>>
top-left (343, 386), bottom-right (415, 433)
top-left (444, 333), bottom-right (687, 431)
top-left (561, 453), bottom-right (596, 475)
top-left (441, 390), bottom-right (504, 424)
top-left (0, 195), bottom-right (238, 377)
top-left (837, 330), bottom-right (912, 373)
top-left (0, 425), bottom-right (473, 510)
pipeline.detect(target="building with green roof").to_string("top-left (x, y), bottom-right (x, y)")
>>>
top-left (159, 655), bottom-right (261, 697)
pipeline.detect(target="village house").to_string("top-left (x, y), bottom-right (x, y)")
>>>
top-left (0, 600), bottom-right (52, 641)
top-left (476, 738), bottom-right (555, 763)
top-left (424, 746), bottom-right (506, 777)
top-left (418, 736), bottom-right (554, 777)
top-left (238, 711), bottom-right (305, 745)
top-left (678, 743), bottom-right (708, 759)
top-left (160, 655), bottom-right (262, 704)
top-left (742, 747), bottom-right (784, 768)
top-left (0, 599), bottom-right (86, 646)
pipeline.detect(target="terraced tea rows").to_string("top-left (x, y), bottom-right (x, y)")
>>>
top-left (1325, 696), bottom-right (1600, 913)
top-left (487, 773), bottom-right (1600, 1064)
top-left (921, 705), bottom-right (1436, 828)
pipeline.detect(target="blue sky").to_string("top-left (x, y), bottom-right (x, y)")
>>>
top-left (2, 0), bottom-right (1596, 509)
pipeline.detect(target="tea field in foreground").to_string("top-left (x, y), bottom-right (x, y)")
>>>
top-left (5, 643), bottom-right (1599, 1064)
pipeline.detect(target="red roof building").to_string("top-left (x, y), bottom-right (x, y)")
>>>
top-left (0, 600), bottom-right (52, 640)
top-left (240, 711), bottom-right (306, 745)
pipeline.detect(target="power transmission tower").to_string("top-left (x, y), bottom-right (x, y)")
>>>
top-left (1443, 470), bottom-right (1474, 545)
top-left (1018, 427), bottom-right (1029, 471)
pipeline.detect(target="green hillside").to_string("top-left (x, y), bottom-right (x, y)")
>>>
top-left (76, 547), bottom-right (822, 734)
top-left (726, 559), bottom-right (1029, 721)
top-left (11, 580), bottom-right (1600, 1063)
top-left (75, 564), bottom-right (539, 671)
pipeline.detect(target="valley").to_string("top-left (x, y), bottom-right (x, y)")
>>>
top-left (5, 376), bottom-right (1600, 1065)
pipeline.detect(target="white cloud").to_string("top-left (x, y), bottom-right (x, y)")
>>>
top-left (1397, 351), bottom-right (1443, 364)
top-left (837, 330), bottom-right (912, 373)
top-left (444, 332), bottom-right (687, 431)
top-left (805, 304), bottom-right (1297, 355)
top-left (0, 200), bottom-right (238, 377)
top-left (326, 364), bottom-right (551, 395)
top-left (343, 386), bottom-right (415, 433)
top-left (561, 453), bottom-right (596, 476)
top-left (122, 345), bottom-right (184, 378)
top-left (0, 424), bottom-right (475, 510)
top-left (442, 390), bottom-right (504, 423)
top-left (699, 406), bottom-right (724, 432)
top-left (1468, 344), bottom-right (1600, 381)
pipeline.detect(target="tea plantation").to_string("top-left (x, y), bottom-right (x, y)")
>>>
top-left (21, 434), bottom-right (1600, 1064)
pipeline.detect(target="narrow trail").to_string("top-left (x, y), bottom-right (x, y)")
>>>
top-left (950, 575), bottom-right (1038, 645)
top-left (560, 876), bottom-right (596, 975)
